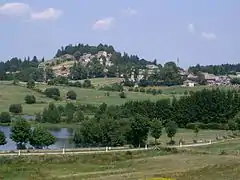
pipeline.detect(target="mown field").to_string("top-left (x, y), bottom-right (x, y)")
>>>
top-left (1, 140), bottom-right (240, 180)
top-left (148, 128), bottom-right (227, 145)
top-left (0, 79), bottom-right (234, 115)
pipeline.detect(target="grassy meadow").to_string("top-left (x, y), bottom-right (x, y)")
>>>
top-left (0, 78), bottom-right (235, 115)
top-left (1, 144), bottom-right (240, 180)
top-left (148, 128), bottom-right (227, 145)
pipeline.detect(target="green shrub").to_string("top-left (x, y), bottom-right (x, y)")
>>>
top-left (105, 92), bottom-right (110, 96)
top-left (151, 89), bottom-right (157, 95)
top-left (119, 92), bottom-right (126, 99)
top-left (128, 87), bottom-right (134, 92)
top-left (146, 88), bottom-right (152, 94)
top-left (134, 88), bottom-right (139, 92)
top-left (24, 95), bottom-right (36, 104)
top-left (44, 87), bottom-right (60, 99)
top-left (139, 88), bottom-right (146, 93)
top-left (9, 104), bottom-right (22, 114)
top-left (26, 79), bottom-right (35, 89)
top-left (66, 90), bottom-right (77, 100)
top-left (83, 79), bottom-right (92, 88)
top-left (157, 89), bottom-right (163, 94)
top-left (47, 80), bottom-right (55, 85)
top-left (0, 112), bottom-right (11, 123)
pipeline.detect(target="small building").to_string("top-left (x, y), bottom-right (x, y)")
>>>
top-left (183, 80), bottom-right (197, 87)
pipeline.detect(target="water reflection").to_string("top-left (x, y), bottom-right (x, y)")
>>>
top-left (0, 126), bottom-right (75, 150)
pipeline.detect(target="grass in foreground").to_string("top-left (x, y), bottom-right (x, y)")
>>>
top-left (189, 138), bottom-right (240, 154)
top-left (1, 149), bottom-right (240, 180)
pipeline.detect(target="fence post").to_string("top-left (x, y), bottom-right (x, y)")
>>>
top-left (180, 142), bottom-right (182, 147)
top-left (145, 144), bottom-right (148, 150)
top-left (105, 147), bottom-right (108, 152)
top-left (18, 150), bottom-right (20, 156)
top-left (63, 148), bottom-right (65, 154)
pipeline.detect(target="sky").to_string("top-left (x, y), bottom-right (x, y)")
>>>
top-left (0, 0), bottom-right (239, 68)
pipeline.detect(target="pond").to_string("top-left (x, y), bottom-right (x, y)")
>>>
top-left (0, 126), bottom-right (75, 150)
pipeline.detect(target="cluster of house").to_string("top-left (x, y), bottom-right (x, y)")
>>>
top-left (38, 53), bottom-right (240, 87)
top-left (182, 71), bottom-right (240, 87)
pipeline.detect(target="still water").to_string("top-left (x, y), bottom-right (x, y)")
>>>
top-left (0, 126), bottom-right (75, 151)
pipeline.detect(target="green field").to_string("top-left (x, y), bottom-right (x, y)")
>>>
top-left (148, 128), bottom-right (227, 145)
top-left (0, 81), bottom-right (174, 114)
top-left (0, 79), bottom-right (234, 115)
top-left (0, 83), bottom-right (52, 115)
top-left (1, 145), bottom-right (240, 180)
top-left (189, 138), bottom-right (240, 154)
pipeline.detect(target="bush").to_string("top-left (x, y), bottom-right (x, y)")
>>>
top-left (69, 81), bottom-right (82, 87)
top-left (83, 79), bottom-right (92, 88)
top-left (105, 92), bottom-right (110, 96)
top-left (146, 88), bottom-right (152, 94)
top-left (47, 80), bottom-right (55, 85)
top-left (134, 88), bottom-right (139, 92)
top-left (66, 90), bottom-right (77, 100)
top-left (9, 104), bottom-right (22, 114)
top-left (184, 90), bottom-right (188, 95)
top-left (157, 89), bottom-right (163, 94)
top-left (128, 87), bottom-right (134, 92)
top-left (139, 88), bottom-right (146, 93)
top-left (44, 87), bottom-right (60, 99)
top-left (119, 92), bottom-right (126, 99)
top-left (26, 79), bottom-right (35, 89)
top-left (0, 112), bottom-right (11, 123)
top-left (54, 76), bottom-right (68, 85)
top-left (24, 95), bottom-right (36, 104)
top-left (167, 140), bottom-right (176, 145)
top-left (151, 89), bottom-right (157, 95)
top-left (123, 80), bottom-right (134, 87)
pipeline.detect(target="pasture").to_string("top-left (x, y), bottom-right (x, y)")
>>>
top-left (0, 79), bottom-right (233, 115)
top-left (148, 128), bottom-right (227, 145)
top-left (0, 82), bottom-right (175, 114)
top-left (1, 147), bottom-right (240, 180)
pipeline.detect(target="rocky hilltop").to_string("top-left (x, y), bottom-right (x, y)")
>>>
top-left (38, 43), bottom-right (154, 77)
top-left (39, 50), bottom-right (114, 77)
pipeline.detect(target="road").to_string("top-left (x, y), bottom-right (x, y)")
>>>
top-left (0, 140), bottom-right (221, 157)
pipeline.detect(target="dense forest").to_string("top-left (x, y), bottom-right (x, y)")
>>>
top-left (189, 63), bottom-right (240, 75)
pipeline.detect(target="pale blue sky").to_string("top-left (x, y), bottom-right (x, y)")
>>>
top-left (0, 0), bottom-right (238, 67)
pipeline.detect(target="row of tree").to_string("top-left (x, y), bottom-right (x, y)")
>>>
top-left (30, 88), bottom-right (240, 127)
top-left (121, 88), bottom-right (240, 126)
top-left (73, 115), bottom-right (178, 147)
top-left (189, 63), bottom-right (240, 75)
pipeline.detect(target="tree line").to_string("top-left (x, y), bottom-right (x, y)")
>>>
top-left (189, 63), bottom-right (240, 75)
